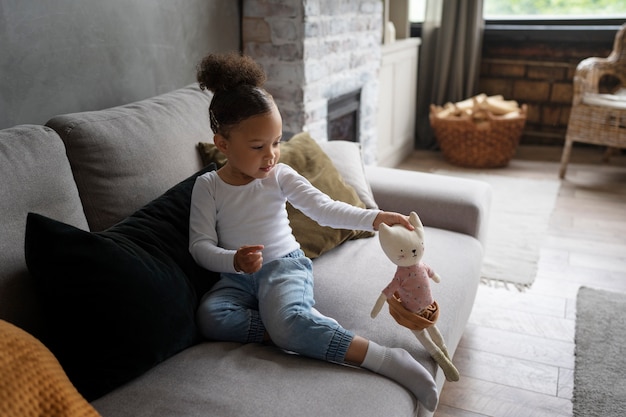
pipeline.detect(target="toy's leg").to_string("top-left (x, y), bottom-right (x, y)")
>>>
top-left (412, 329), bottom-right (460, 382)
top-left (427, 326), bottom-right (459, 381)
top-left (426, 325), bottom-right (451, 360)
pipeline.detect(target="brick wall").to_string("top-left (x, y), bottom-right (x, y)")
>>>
top-left (242, 0), bottom-right (383, 163)
top-left (479, 39), bottom-right (613, 145)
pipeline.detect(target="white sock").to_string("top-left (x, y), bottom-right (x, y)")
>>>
top-left (361, 341), bottom-right (439, 412)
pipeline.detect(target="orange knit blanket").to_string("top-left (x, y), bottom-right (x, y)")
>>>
top-left (0, 319), bottom-right (100, 417)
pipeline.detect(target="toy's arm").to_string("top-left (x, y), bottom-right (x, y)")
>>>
top-left (425, 264), bottom-right (441, 283)
top-left (371, 293), bottom-right (387, 318)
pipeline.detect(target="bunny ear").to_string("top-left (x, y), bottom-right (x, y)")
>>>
top-left (378, 222), bottom-right (389, 238)
top-left (409, 211), bottom-right (425, 239)
top-left (409, 211), bottom-right (423, 229)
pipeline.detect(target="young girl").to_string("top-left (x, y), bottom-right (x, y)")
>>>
top-left (189, 52), bottom-right (438, 411)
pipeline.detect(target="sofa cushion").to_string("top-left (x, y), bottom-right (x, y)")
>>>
top-left (0, 319), bottom-right (100, 417)
top-left (25, 164), bottom-right (219, 401)
top-left (91, 228), bottom-right (484, 417)
top-left (0, 125), bottom-right (88, 335)
top-left (197, 132), bottom-right (375, 258)
top-left (92, 341), bottom-right (417, 417)
top-left (46, 84), bottom-right (213, 232)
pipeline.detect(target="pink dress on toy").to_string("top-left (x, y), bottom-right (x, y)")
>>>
top-left (382, 263), bottom-right (436, 314)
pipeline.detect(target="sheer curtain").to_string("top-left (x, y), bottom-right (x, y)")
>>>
top-left (415, 0), bottom-right (484, 148)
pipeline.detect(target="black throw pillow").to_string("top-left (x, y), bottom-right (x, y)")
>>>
top-left (25, 163), bottom-right (219, 401)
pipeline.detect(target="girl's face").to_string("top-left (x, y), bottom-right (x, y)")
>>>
top-left (215, 103), bottom-right (283, 185)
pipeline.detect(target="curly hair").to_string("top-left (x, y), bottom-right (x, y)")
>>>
top-left (197, 52), bottom-right (274, 135)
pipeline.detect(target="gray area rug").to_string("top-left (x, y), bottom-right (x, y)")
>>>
top-left (434, 170), bottom-right (560, 290)
top-left (574, 286), bottom-right (626, 417)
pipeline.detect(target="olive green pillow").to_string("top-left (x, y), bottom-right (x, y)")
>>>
top-left (197, 132), bottom-right (374, 258)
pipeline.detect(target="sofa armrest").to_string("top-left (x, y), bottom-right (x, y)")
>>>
top-left (365, 166), bottom-right (492, 246)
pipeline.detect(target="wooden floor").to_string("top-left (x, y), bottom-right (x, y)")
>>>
top-left (395, 145), bottom-right (626, 417)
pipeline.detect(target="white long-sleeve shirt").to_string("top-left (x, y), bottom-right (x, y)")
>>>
top-left (189, 163), bottom-right (378, 273)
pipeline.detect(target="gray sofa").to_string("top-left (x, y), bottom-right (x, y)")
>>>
top-left (0, 85), bottom-right (491, 417)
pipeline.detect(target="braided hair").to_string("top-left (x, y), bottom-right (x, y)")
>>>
top-left (197, 52), bottom-right (274, 136)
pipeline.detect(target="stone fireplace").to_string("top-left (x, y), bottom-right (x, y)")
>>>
top-left (242, 0), bottom-right (383, 164)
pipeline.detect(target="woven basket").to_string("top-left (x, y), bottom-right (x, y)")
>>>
top-left (429, 104), bottom-right (527, 168)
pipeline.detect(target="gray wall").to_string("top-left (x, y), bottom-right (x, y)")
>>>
top-left (0, 0), bottom-right (240, 129)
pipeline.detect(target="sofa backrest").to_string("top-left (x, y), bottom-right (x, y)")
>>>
top-left (46, 85), bottom-right (214, 232)
top-left (0, 125), bottom-right (89, 334)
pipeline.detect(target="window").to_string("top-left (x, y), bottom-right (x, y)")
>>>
top-left (408, 0), bottom-right (426, 23)
top-left (409, 0), bottom-right (626, 21)
top-left (408, 0), bottom-right (625, 43)
top-left (483, 0), bottom-right (626, 20)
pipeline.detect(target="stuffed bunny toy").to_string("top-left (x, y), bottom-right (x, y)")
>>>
top-left (371, 212), bottom-right (459, 382)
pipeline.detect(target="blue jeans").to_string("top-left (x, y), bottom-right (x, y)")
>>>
top-left (196, 250), bottom-right (354, 363)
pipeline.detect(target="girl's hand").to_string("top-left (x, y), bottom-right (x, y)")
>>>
top-left (373, 211), bottom-right (414, 231)
top-left (234, 245), bottom-right (264, 274)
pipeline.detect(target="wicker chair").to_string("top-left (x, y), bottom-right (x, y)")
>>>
top-left (559, 23), bottom-right (626, 178)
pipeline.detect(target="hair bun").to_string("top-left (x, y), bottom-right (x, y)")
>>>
top-left (197, 52), bottom-right (266, 93)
